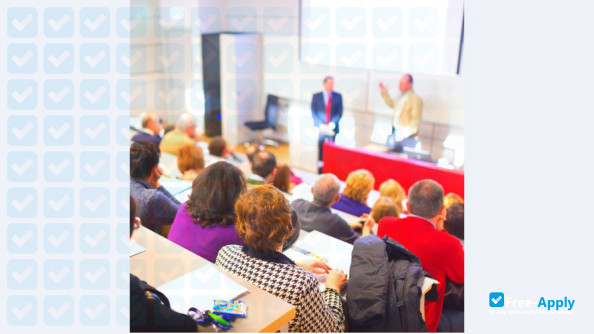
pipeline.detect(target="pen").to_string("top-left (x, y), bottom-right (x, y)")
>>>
top-left (207, 311), bottom-right (230, 327)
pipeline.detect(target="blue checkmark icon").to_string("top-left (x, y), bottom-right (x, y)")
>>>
top-left (489, 292), bottom-right (504, 307)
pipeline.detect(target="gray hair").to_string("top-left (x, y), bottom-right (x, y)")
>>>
top-left (313, 174), bottom-right (340, 207)
top-left (176, 113), bottom-right (197, 131)
top-left (408, 179), bottom-right (444, 219)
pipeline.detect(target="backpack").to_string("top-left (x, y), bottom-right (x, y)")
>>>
top-left (347, 235), bottom-right (436, 332)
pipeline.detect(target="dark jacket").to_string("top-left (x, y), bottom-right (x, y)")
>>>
top-left (311, 91), bottom-right (343, 134)
top-left (130, 179), bottom-right (181, 232)
top-left (291, 199), bottom-right (358, 244)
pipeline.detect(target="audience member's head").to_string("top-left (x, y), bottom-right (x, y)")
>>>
top-left (140, 112), bottom-right (162, 135)
top-left (252, 151), bottom-right (277, 182)
top-left (177, 145), bottom-right (204, 175)
top-left (235, 184), bottom-right (293, 252)
top-left (372, 197), bottom-right (399, 223)
top-left (176, 113), bottom-right (197, 138)
top-left (130, 141), bottom-right (161, 185)
top-left (323, 76), bottom-right (334, 92)
top-left (208, 136), bottom-right (228, 157)
top-left (312, 173), bottom-right (341, 208)
top-left (445, 203), bottom-right (464, 241)
top-left (399, 73), bottom-right (414, 93)
top-left (379, 179), bottom-right (406, 214)
top-left (408, 179), bottom-right (446, 226)
top-left (444, 192), bottom-right (464, 209)
top-left (185, 161), bottom-right (246, 227)
top-left (245, 143), bottom-right (264, 165)
top-left (272, 162), bottom-right (291, 193)
top-left (342, 169), bottom-right (375, 204)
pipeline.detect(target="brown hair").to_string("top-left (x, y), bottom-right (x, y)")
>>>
top-left (185, 161), bottom-right (246, 227)
top-left (379, 179), bottom-right (406, 213)
top-left (208, 136), bottom-right (227, 157)
top-left (130, 195), bottom-right (137, 237)
top-left (444, 192), bottom-right (464, 209)
top-left (272, 163), bottom-right (291, 193)
top-left (177, 145), bottom-right (205, 173)
top-left (235, 184), bottom-right (293, 252)
top-left (372, 197), bottom-right (399, 223)
top-left (342, 169), bottom-right (375, 204)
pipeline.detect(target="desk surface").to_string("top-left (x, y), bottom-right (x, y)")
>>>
top-left (131, 226), bottom-right (296, 332)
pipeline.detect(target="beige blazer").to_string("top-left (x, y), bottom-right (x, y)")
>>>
top-left (381, 90), bottom-right (424, 139)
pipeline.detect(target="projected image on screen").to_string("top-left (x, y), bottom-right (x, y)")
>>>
top-left (300, 0), bottom-right (463, 75)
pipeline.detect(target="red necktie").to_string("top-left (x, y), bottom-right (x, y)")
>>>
top-left (325, 94), bottom-right (332, 124)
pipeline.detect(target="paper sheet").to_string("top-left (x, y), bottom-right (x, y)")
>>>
top-left (129, 240), bottom-right (146, 257)
top-left (157, 264), bottom-right (248, 313)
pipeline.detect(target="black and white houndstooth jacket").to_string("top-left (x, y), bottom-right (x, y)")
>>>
top-left (216, 245), bottom-right (345, 333)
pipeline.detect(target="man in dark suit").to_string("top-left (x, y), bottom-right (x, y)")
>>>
top-left (311, 76), bottom-right (343, 165)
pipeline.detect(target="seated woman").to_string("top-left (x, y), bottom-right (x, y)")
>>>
top-left (379, 178), bottom-right (406, 215)
top-left (216, 185), bottom-right (347, 332)
top-left (272, 162), bottom-right (292, 193)
top-left (444, 192), bottom-right (464, 209)
top-left (168, 161), bottom-right (246, 262)
top-left (177, 145), bottom-right (205, 181)
top-left (129, 196), bottom-right (197, 332)
top-left (371, 196), bottom-right (399, 223)
top-left (130, 141), bottom-right (181, 233)
top-left (331, 169), bottom-right (375, 217)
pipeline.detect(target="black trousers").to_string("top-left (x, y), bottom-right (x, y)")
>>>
top-left (318, 134), bottom-right (336, 162)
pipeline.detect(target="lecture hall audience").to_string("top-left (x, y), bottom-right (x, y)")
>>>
top-left (377, 180), bottom-right (464, 332)
top-left (216, 185), bottom-right (347, 332)
top-left (160, 113), bottom-right (199, 155)
top-left (130, 141), bottom-right (181, 233)
top-left (167, 161), bottom-right (246, 263)
top-left (132, 112), bottom-right (163, 145)
top-left (176, 145), bottom-right (204, 181)
top-left (331, 169), bottom-right (375, 216)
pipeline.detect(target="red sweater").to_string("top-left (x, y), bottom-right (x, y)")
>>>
top-left (377, 215), bottom-right (464, 332)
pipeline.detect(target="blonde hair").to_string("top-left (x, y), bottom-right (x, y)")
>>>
top-left (342, 169), bottom-right (375, 204)
top-left (372, 197), bottom-right (399, 222)
top-left (444, 192), bottom-right (464, 209)
top-left (379, 179), bottom-right (406, 213)
top-left (177, 145), bottom-right (205, 173)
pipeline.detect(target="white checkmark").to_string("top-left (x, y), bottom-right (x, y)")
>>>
top-left (413, 15), bottom-right (435, 32)
top-left (413, 51), bottom-right (434, 67)
top-left (11, 195), bottom-right (33, 212)
top-left (340, 50), bottom-right (363, 67)
top-left (83, 195), bottom-right (106, 212)
top-left (84, 303), bottom-right (106, 319)
top-left (304, 15), bottom-right (326, 31)
top-left (11, 230), bottom-right (34, 248)
top-left (121, 15), bottom-right (141, 32)
top-left (48, 231), bottom-right (70, 247)
top-left (203, 50), bottom-right (217, 65)
top-left (47, 124), bottom-right (69, 142)
top-left (491, 296), bottom-right (502, 304)
top-left (377, 51), bottom-right (400, 67)
top-left (48, 302), bottom-right (70, 319)
top-left (121, 86), bottom-right (143, 104)
top-left (83, 123), bottom-right (106, 140)
top-left (120, 50), bottom-right (143, 67)
top-left (48, 14), bottom-right (71, 31)
top-left (195, 15), bottom-right (217, 30)
top-left (11, 15), bottom-right (34, 31)
top-left (340, 15), bottom-right (363, 32)
top-left (47, 50), bottom-right (70, 67)
top-left (230, 16), bottom-right (252, 30)
top-left (83, 87), bottom-right (106, 104)
top-left (120, 126), bottom-right (130, 139)
top-left (83, 51), bottom-right (106, 68)
top-left (11, 87), bottom-right (34, 104)
top-left (158, 50), bottom-right (181, 68)
top-left (158, 87), bottom-right (180, 103)
top-left (120, 199), bottom-right (128, 210)
top-left (11, 51), bottom-right (34, 68)
top-left (48, 195), bottom-right (70, 212)
top-left (48, 266), bottom-right (70, 283)
top-left (231, 51), bottom-right (253, 67)
top-left (11, 303), bottom-right (33, 320)
top-left (48, 87), bottom-right (70, 103)
top-left (267, 15), bottom-right (289, 31)
top-left (303, 51), bottom-right (326, 64)
top-left (159, 16), bottom-right (181, 30)
top-left (84, 14), bottom-right (106, 32)
top-left (194, 266), bottom-right (217, 283)
top-left (84, 231), bottom-right (106, 248)
top-left (12, 266), bottom-right (34, 283)
top-left (120, 270), bottom-right (129, 282)
top-left (11, 159), bottom-right (34, 176)
top-left (120, 163), bottom-right (129, 176)
top-left (158, 267), bottom-right (181, 282)
top-left (84, 267), bottom-right (106, 283)
top-left (234, 86), bottom-right (253, 104)
top-left (120, 306), bottom-right (130, 319)
top-left (12, 123), bottom-right (34, 140)
top-left (344, 88), bottom-right (362, 105)
top-left (48, 158), bottom-right (70, 176)
top-left (267, 51), bottom-right (289, 68)
top-left (83, 159), bottom-right (106, 176)
top-left (377, 15), bottom-right (399, 31)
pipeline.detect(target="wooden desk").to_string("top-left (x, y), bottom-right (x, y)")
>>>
top-left (131, 226), bottom-right (296, 332)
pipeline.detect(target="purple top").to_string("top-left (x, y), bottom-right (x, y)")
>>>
top-left (331, 194), bottom-right (371, 217)
top-left (168, 202), bottom-right (245, 263)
